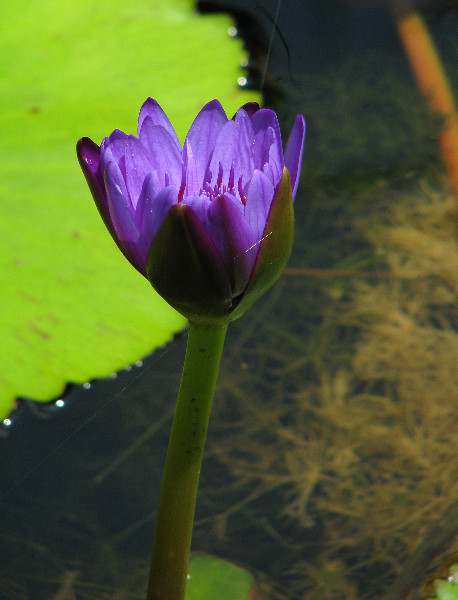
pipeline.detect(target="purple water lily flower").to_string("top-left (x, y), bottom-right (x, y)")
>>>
top-left (77, 99), bottom-right (305, 324)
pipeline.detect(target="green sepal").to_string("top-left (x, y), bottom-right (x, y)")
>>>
top-left (146, 203), bottom-right (233, 323)
top-left (229, 167), bottom-right (294, 321)
top-left (147, 168), bottom-right (294, 325)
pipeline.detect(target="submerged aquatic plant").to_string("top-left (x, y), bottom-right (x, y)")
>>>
top-left (77, 98), bottom-right (305, 600)
top-left (200, 179), bottom-right (458, 600)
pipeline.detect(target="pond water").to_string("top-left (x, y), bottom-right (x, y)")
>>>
top-left (1, 1), bottom-right (458, 599)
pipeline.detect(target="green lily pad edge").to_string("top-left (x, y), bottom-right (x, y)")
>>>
top-left (0, 0), bottom-right (260, 420)
top-left (426, 565), bottom-right (458, 600)
top-left (186, 552), bottom-right (257, 600)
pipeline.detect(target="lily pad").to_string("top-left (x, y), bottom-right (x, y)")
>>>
top-left (426, 565), bottom-right (458, 600)
top-left (0, 0), bottom-right (259, 419)
top-left (186, 552), bottom-right (257, 600)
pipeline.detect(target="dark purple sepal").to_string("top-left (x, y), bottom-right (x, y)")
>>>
top-left (229, 167), bottom-right (294, 321)
top-left (232, 102), bottom-right (260, 119)
top-left (146, 203), bottom-right (233, 324)
top-left (77, 137), bottom-right (142, 274)
top-left (77, 138), bottom-right (110, 229)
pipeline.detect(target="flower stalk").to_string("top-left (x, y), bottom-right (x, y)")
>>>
top-left (146, 321), bottom-right (228, 600)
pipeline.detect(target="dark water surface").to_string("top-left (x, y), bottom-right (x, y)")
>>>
top-left (1, 2), bottom-right (457, 599)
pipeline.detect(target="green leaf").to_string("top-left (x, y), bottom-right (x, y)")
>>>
top-left (186, 552), bottom-right (256, 600)
top-left (426, 565), bottom-right (458, 600)
top-left (0, 0), bottom-right (259, 419)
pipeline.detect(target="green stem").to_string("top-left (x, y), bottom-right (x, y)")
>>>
top-left (146, 320), bottom-right (228, 600)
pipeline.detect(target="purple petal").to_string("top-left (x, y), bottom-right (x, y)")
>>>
top-left (244, 170), bottom-right (275, 242)
top-left (77, 138), bottom-right (138, 263)
top-left (103, 152), bottom-right (128, 200)
top-left (284, 114), bottom-right (306, 200)
top-left (181, 194), bottom-right (211, 230)
top-left (135, 170), bottom-right (162, 227)
top-left (208, 109), bottom-right (255, 190)
top-left (137, 98), bottom-right (181, 150)
top-left (207, 119), bottom-right (236, 188)
top-left (100, 130), bottom-right (128, 174)
top-left (124, 135), bottom-right (155, 210)
top-left (233, 102), bottom-right (260, 119)
top-left (251, 109), bottom-right (284, 178)
top-left (104, 162), bottom-right (145, 273)
top-left (232, 109), bottom-right (256, 185)
top-left (138, 118), bottom-right (182, 187)
top-left (183, 138), bottom-right (200, 196)
top-left (185, 99), bottom-right (227, 186)
top-left (102, 128), bottom-right (128, 147)
top-left (77, 137), bottom-right (106, 213)
top-left (208, 194), bottom-right (257, 297)
top-left (137, 184), bottom-right (177, 264)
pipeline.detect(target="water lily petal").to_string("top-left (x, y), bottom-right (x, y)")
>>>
top-left (138, 118), bottom-right (182, 187)
top-left (181, 194), bottom-right (211, 230)
top-left (124, 135), bottom-right (154, 210)
top-left (232, 108), bottom-right (256, 187)
top-left (251, 109), bottom-right (283, 173)
top-left (207, 119), bottom-right (236, 189)
top-left (208, 194), bottom-right (257, 297)
top-left (100, 130), bottom-right (128, 174)
top-left (137, 183), bottom-right (177, 267)
top-left (77, 137), bottom-right (106, 215)
top-left (244, 169), bottom-right (275, 242)
top-left (104, 161), bottom-right (144, 273)
top-left (103, 151), bottom-right (128, 200)
top-left (234, 102), bottom-right (260, 119)
top-left (208, 108), bottom-right (255, 190)
top-left (284, 114), bottom-right (306, 199)
top-left (137, 97), bottom-right (181, 150)
top-left (183, 139), bottom-right (200, 196)
top-left (135, 170), bottom-right (161, 228)
top-left (185, 99), bottom-right (227, 186)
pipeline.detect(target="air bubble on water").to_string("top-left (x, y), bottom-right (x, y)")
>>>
top-left (240, 58), bottom-right (249, 68)
top-left (0, 401), bottom-right (23, 435)
top-left (83, 382), bottom-right (91, 390)
top-left (55, 399), bottom-right (65, 408)
top-left (109, 372), bottom-right (118, 379)
top-left (124, 365), bottom-right (132, 372)
top-left (0, 417), bottom-right (13, 437)
top-left (227, 26), bottom-right (237, 37)
top-left (135, 360), bottom-right (143, 368)
top-left (237, 76), bottom-right (247, 88)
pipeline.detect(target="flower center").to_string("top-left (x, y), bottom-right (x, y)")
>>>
top-left (177, 161), bottom-right (247, 205)
top-left (204, 163), bottom-right (247, 205)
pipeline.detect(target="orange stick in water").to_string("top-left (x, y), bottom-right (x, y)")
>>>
top-left (389, 0), bottom-right (458, 202)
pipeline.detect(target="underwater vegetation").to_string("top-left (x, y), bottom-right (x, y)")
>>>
top-left (195, 175), bottom-right (458, 600)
